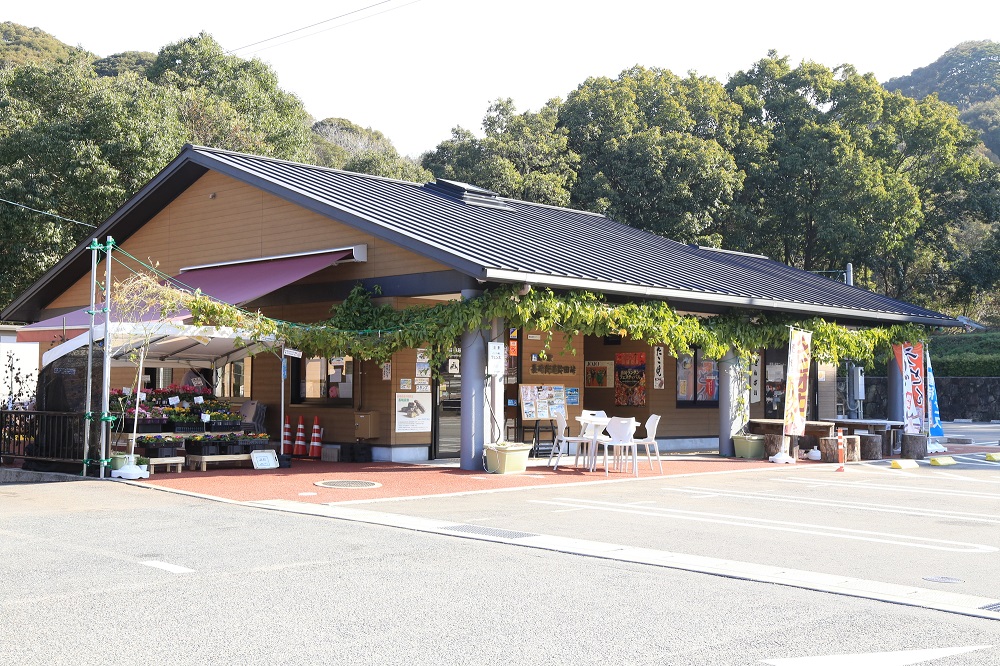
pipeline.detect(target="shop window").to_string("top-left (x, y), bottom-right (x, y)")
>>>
top-left (213, 359), bottom-right (248, 398)
top-left (676, 349), bottom-right (719, 408)
top-left (290, 356), bottom-right (353, 404)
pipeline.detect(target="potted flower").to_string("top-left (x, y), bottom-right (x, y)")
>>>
top-left (135, 456), bottom-right (149, 472)
top-left (484, 441), bottom-right (534, 474)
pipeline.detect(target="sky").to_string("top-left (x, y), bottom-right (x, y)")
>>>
top-left (7, 1), bottom-right (1000, 157)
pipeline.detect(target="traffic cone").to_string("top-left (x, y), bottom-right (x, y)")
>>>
top-left (308, 416), bottom-right (323, 458)
top-left (835, 428), bottom-right (845, 472)
top-left (293, 416), bottom-right (307, 456)
top-left (281, 415), bottom-right (291, 455)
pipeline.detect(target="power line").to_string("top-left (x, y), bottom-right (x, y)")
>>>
top-left (0, 197), bottom-right (97, 228)
top-left (227, 0), bottom-right (397, 53)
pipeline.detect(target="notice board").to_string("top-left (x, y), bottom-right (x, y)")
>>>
top-left (519, 384), bottom-right (566, 420)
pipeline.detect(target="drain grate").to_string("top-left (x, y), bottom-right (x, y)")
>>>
top-left (980, 602), bottom-right (1000, 612)
top-left (314, 479), bottom-right (382, 489)
top-left (442, 524), bottom-right (537, 540)
top-left (922, 576), bottom-right (964, 584)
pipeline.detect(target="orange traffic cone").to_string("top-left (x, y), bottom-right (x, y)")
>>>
top-left (281, 415), bottom-right (291, 455)
top-left (308, 416), bottom-right (323, 458)
top-left (293, 416), bottom-right (307, 456)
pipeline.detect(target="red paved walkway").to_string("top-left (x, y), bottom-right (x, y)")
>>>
top-left (140, 454), bottom-right (779, 504)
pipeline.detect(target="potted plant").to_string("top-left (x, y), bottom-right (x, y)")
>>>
top-left (484, 441), bottom-right (534, 474)
top-left (135, 456), bottom-right (149, 472)
top-left (732, 428), bottom-right (766, 459)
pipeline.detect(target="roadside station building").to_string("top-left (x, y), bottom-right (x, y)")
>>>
top-left (3, 145), bottom-right (957, 468)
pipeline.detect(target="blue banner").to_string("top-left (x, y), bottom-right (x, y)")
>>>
top-left (926, 352), bottom-right (944, 437)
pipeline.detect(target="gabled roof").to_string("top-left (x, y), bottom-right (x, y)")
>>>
top-left (3, 144), bottom-right (957, 327)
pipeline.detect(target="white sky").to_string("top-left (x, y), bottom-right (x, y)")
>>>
top-left (7, 1), bottom-right (1000, 157)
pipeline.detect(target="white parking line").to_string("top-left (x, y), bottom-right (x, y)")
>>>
top-left (529, 498), bottom-right (997, 553)
top-left (781, 477), bottom-right (1000, 500)
top-left (668, 487), bottom-right (1000, 525)
top-left (141, 560), bottom-right (194, 574)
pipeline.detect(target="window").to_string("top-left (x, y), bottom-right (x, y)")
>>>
top-left (676, 349), bottom-right (719, 407)
top-left (291, 356), bottom-right (353, 404)
top-left (213, 359), bottom-right (248, 398)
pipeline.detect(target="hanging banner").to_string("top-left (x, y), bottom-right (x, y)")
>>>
top-left (783, 328), bottom-right (812, 437)
top-left (926, 351), bottom-right (944, 437)
top-left (653, 347), bottom-right (665, 389)
top-left (749, 356), bottom-right (761, 404)
top-left (893, 342), bottom-right (925, 435)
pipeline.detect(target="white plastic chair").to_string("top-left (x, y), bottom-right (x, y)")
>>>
top-left (575, 410), bottom-right (607, 469)
top-left (548, 412), bottom-right (596, 470)
top-left (635, 414), bottom-right (663, 473)
top-left (599, 417), bottom-right (638, 476)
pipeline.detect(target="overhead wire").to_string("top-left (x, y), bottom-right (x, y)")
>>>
top-left (227, 0), bottom-right (419, 55)
top-left (0, 197), bottom-right (97, 228)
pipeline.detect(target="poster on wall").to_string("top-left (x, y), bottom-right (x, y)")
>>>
top-left (764, 362), bottom-right (785, 417)
top-left (696, 353), bottom-right (719, 401)
top-left (783, 328), bottom-right (812, 437)
top-left (615, 352), bottom-right (647, 406)
top-left (653, 347), bottom-right (665, 389)
top-left (519, 384), bottom-right (566, 420)
top-left (584, 361), bottom-right (614, 388)
top-left (676, 353), bottom-right (695, 401)
top-left (395, 393), bottom-right (431, 432)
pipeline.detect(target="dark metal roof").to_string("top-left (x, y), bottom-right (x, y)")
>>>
top-left (3, 144), bottom-right (957, 327)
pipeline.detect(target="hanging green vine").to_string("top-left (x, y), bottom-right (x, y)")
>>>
top-left (117, 273), bottom-right (927, 374)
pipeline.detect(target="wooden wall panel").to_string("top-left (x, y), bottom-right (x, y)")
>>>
top-left (45, 170), bottom-right (449, 313)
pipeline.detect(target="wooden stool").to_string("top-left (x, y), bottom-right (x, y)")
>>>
top-left (859, 434), bottom-right (882, 460)
top-left (819, 436), bottom-right (860, 462)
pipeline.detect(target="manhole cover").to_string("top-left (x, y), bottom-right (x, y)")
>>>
top-left (923, 576), bottom-right (964, 584)
top-left (314, 479), bottom-right (381, 489)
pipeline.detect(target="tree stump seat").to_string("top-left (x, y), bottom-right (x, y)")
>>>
top-left (901, 433), bottom-right (928, 460)
top-left (860, 434), bottom-right (882, 460)
top-left (819, 435), bottom-right (860, 463)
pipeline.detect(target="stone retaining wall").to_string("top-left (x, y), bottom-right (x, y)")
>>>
top-left (855, 377), bottom-right (1000, 421)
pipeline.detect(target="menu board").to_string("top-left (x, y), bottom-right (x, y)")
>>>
top-left (519, 384), bottom-right (566, 421)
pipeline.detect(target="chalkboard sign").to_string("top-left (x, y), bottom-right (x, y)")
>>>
top-left (251, 449), bottom-right (279, 469)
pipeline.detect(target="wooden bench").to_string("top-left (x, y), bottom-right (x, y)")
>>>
top-left (148, 456), bottom-right (185, 475)
top-left (186, 453), bottom-right (252, 472)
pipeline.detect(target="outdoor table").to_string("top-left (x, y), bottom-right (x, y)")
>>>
top-left (747, 419), bottom-right (836, 439)
top-left (829, 418), bottom-right (905, 436)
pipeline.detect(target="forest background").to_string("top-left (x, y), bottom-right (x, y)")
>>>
top-left (3, 23), bottom-right (1000, 342)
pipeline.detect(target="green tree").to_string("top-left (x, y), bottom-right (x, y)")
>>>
top-left (93, 51), bottom-right (156, 77)
top-left (422, 98), bottom-right (578, 207)
top-left (146, 32), bottom-right (313, 162)
top-left (559, 66), bottom-right (743, 243)
top-left (0, 56), bottom-right (187, 309)
top-left (0, 22), bottom-right (85, 68)
top-left (885, 40), bottom-right (1000, 108)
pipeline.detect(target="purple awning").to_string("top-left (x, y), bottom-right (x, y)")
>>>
top-left (24, 249), bottom-right (352, 330)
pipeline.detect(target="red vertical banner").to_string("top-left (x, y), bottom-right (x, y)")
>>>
top-left (783, 328), bottom-right (812, 437)
top-left (893, 342), bottom-right (925, 434)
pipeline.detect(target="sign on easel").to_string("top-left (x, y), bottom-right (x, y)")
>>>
top-left (519, 384), bottom-right (565, 420)
top-left (251, 449), bottom-right (279, 469)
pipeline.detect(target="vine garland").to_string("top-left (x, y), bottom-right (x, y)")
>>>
top-left (117, 274), bottom-right (927, 376)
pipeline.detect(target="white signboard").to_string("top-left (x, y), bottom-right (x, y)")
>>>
top-left (251, 449), bottom-right (279, 469)
top-left (395, 393), bottom-right (431, 432)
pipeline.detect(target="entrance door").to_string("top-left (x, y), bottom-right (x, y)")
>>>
top-left (434, 349), bottom-right (463, 459)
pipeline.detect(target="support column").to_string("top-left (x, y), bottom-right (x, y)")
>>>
top-left (887, 355), bottom-right (903, 422)
top-left (718, 349), bottom-right (748, 457)
top-left (459, 289), bottom-right (485, 470)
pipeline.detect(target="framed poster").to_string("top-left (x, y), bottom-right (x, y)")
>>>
top-left (615, 352), bottom-right (646, 406)
top-left (395, 393), bottom-right (431, 432)
top-left (676, 353), bottom-right (695, 401)
top-left (584, 361), bottom-right (614, 388)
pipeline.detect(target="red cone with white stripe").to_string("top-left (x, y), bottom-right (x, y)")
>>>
top-left (308, 416), bottom-right (322, 458)
top-left (293, 416), bottom-right (307, 456)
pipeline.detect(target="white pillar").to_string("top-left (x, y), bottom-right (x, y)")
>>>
top-left (460, 289), bottom-right (485, 470)
top-left (718, 349), bottom-right (748, 457)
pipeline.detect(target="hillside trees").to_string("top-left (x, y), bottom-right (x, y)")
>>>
top-left (559, 67), bottom-right (743, 244)
top-left (723, 54), bottom-right (998, 307)
top-left (0, 56), bottom-right (187, 308)
top-left (422, 98), bottom-right (579, 206)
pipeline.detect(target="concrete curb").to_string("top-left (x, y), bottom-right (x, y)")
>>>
top-left (0, 468), bottom-right (86, 484)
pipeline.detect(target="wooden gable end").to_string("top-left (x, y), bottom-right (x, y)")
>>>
top-left (45, 170), bottom-right (451, 314)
